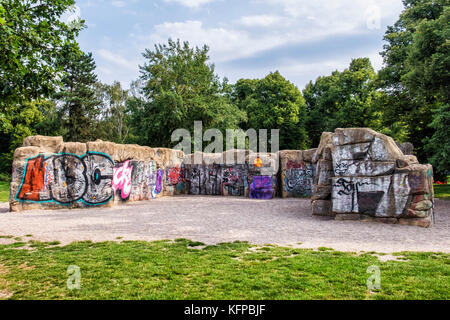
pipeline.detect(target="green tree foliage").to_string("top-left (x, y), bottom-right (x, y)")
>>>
top-left (53, 49), bottom-right (101, 142)
top-left (134, 39), bottom-right (245, 148)
top-left (303, 58), bottom-right (382, 147)
top-left (0, 0), bottom-right (83, 174)
top-left (95, 81), bottom-right (131, 144)
top-left (0, 100), bottom-right (43, 174)
top-left (378, 0), bottom-right (449, 169)
top-left (0, 0), bottom-right (82, 105)
top-left (233, 72), bottom-right (308, 150)
top-left (424, 104), bottom-right (450, 181)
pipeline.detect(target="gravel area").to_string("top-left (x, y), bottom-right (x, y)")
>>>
top-left (0, 197), bottom-right (449, 253)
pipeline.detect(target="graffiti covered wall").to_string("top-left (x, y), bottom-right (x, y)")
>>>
top-left (183, 151), bottom-right (278, 199)
top-left (9, 132), bottom-right (435, 228)
top-left (311, 128), bottom-right (435, 227)
top-left (279, 150), bottom-right (317, 198)
top-left (9, 137), bottom-right (183, 211)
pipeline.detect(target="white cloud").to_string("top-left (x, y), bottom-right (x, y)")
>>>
top-left (111, 1), bottom-right (126, 7)
top-left (164, 0), bottom-right (215, 8)
top-left (147, 20), bottom-right (291, 63)
top-left (259, 0), bottom-right (403, 31)
top-left (238, 15), bottom-right (285, 27)
top-left (89, 0), bottom-right (404, 88)
top-left (95, 49), bottom-right (142, 85)
top-left (142, 0), bottom-right (403, 66)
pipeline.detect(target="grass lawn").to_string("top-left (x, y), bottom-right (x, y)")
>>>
top-left (0, 239), bottom-right (448, 300)
top-left (434, 184), bottom-right (450, 200)
top-left (0, 182), bottom-right (9, 203)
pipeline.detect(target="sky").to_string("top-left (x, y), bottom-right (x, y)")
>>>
top-left (68, 0), bottom-right (405, 90)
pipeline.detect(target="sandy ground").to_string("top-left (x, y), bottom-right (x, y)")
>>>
top-left (0, 197), bottom-right (449, 253)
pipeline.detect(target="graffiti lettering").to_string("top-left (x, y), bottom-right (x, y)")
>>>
top-left (113, 161), bottom-right (134, 200)
top-left (283, 162), bottom-right (315, 197)
top-left (16, 152), bottom-right (114, 205)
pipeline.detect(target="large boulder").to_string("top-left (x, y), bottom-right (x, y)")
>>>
top-left (279, 150), bottom-right (316, 198)
top-left (311, 128), bottom-right (435, 227)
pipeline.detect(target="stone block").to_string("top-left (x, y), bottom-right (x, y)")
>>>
top-left (22, 135), bottom-right (63, 153)
top-left (335, 214), bottom-right (360, 221)
top-left (312, 200), bottom-right (332, 216)
top-left (57, 142), bottom-right (87, 155)
top-left (399, 216), bottom-right (432, 228)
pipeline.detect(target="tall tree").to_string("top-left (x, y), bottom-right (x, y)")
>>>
top-left (54, 48), bottom-right (100, 142)
top-left (424, 104), bottom-right (450, 181)
top-left (303, 58), bottom-right (382, 147)
top-left (96, 81), bottom-right (131, 144)
top-left (233, 72), bottom-right (308, 150)
top-left (378, 0), bottom-right (449, 167)
top-left (0, 0), bottom-right (83, 175)
top-left (0, 0), bottom-right (82, 106)
top-left (135, 39), bottom-right (245, 148)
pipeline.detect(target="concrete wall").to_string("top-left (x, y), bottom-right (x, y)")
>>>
top-left (311, 128), bottom-right (434, 227)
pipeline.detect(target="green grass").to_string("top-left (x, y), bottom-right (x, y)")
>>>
top-left (434, 184), bottom-right (450, 200)
top-left (0, 239), bottom-right (448, 300)
top-left (0, 182), bottom-right (9, 203)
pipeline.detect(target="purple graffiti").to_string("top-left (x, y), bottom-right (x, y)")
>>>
top-left (250, 176), bottom-right (274, 200)
top-left (155, 169), bottom-right (163, 194)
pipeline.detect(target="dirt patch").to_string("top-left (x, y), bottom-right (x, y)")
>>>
top-left (0, 197), bottom-right (448, 253)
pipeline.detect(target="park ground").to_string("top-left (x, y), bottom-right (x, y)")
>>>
top-left (0, 183), bottom-right (449, 300)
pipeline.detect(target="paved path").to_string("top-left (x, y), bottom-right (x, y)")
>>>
top-left (0, 197), bottom-right (449, 253)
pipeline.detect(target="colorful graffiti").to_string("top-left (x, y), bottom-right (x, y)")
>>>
top-left (222, 165), bottom-right (248, 197)
top-left (129, 161), bottom-right (156, 201)
top-left (113, 161), bottom-right (133, 200)
top-left (166, 166), bottom-right (184, 185)
top-left (250, 176), bottom-right (275, 200)
top-left (283, 162), bottom-right (315, 197)
top-left (113, 160), bottom-right (162, 201)
top-left (16, 152), bottom-right (114, 205)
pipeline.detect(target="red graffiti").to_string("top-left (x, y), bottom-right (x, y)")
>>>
top-left (167, 167), bottom-right (184, 185)
top-left (17, 156), bottom-right (46, 201)
top-left (286, 161), bottom-right (307, 170)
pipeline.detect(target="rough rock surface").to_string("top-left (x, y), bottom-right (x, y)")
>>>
top-left (311, 128), bottom-right (435, 227)
top-left (279, 150), bottom-right (316, 198)
top-left (9, 132), bottom-right (435, 228)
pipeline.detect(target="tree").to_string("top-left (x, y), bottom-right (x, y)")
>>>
top-left (0, 100), bottom-right (43, 174)
top-left (424, 104), bottom-right (450, 182)
top-left (0, 0), bottom-right (82, 105)
top-left (303, 58), bottom-right (382, 147)
top-left (135, 39), bottom-right (245, 148)
top-left (95, 81), bottom-right (131, 144)
top-left (53, 49), bottom-right (101, 142)
top-left (233, 72), bottom-right (308, 150)
top-left (0, 0), bottom-right (83, 175)
top-left (377, 0), bottom-right (449, 163)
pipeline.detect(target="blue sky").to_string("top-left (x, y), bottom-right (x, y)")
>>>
top-left (69, 0), bottom-right (405, 89)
